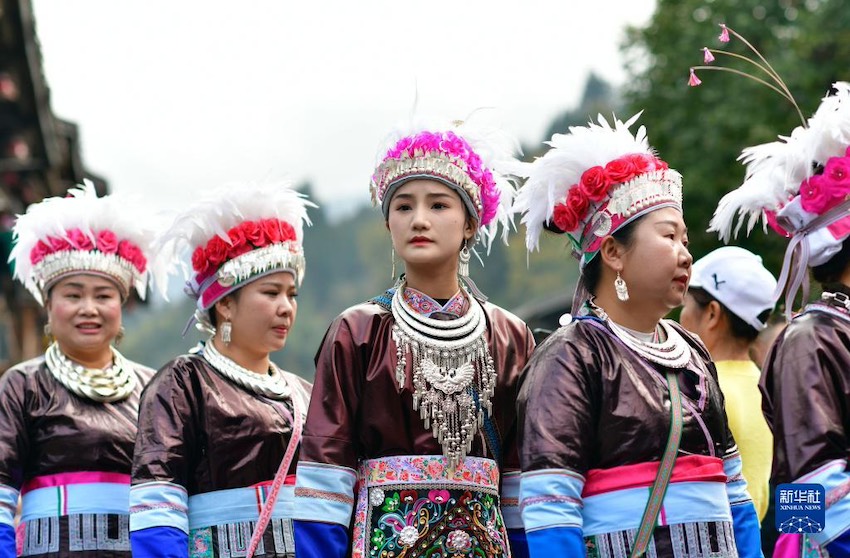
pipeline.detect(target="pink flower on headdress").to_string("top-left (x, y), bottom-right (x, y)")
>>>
top-left (703, 47), bottom-right (715, 64)
top-left (96, 230), bottom-right (119, 254)
top-left (479, 171), bottom-right (500, 225)
top-left (66, 228), bottom-right (94, 251)
top-left (117, 240), bottom-right (147, 272)
top-left (265, 219), bottom-right (297, 244)
top-left (718, 24), bottom-right (730, 43)
top-left (579, 166), bottom-right (611, 201)
top-left (824, 156), bottom-right (850, 186)
top-left (799, 175), bottom-right (835, 214)
top-left (387, 137), bottom-right (414, 159)
top-left (440, 132), bottom-right (470, 160)
top-left (30, 240), bottom-right (51, 264)
top-left (688, 68), bottom-right (702, 87)
top-left (47, 236), bottom-right (70, 252)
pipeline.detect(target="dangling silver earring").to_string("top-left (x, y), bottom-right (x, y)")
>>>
top-left (44, 323), bottom-right (53, 342)
top-left (221, 321), bottom-right (232, 346)
top-left (614, 271), bottom-right (630, 302)
top-left (391, 246), bottom-right (397, 280)
top-left (458, 242), bottom-right (471, 278)
top-left (115, 326), bottom-right (126, 346)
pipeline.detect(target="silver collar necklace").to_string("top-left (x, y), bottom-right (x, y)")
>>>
top-left (590, 301), bottom-right (691, 369)
top-left (45, 342), bottom-right (136, 403)
top-left (202, 338), bottom-right (291, 400)
top-left (391, 284), bottom-right (496, 467)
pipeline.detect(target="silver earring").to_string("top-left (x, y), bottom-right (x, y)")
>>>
top-left (458, 243), bottom-right (471, 278)
top-left (115, 326), bottom-right (126, 346)
top-left (614, 271), bottom-right (630, 302)
top-left (44, 323), bottom-right (53, 340)
top-left (221, 321), bottom-right (232, 345)
top-left (391, 246), bottom-right (397, 280)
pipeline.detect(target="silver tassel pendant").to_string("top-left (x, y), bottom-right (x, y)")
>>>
top-left (458, 245), bottom-right (471, 278)
top-left (614, 271), bottom-right (630, 302)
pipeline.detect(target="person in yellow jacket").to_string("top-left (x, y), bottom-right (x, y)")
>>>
top-left (679, 246), bottom-right (776, 521)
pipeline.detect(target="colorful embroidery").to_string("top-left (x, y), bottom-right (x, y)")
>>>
top-left (367, 485), bottom-right (507, 556)
top-left (190, 527), bottom-right (214, 558)
top-left (361, 455), bottom-right (500, 488)
top-left (402, 287), bottom-right (468, 318)
top-left (292, 487), bottom-right (355, 505)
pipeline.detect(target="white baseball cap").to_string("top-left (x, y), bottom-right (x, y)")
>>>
top-left (689, 246), bottom-right (778, 331)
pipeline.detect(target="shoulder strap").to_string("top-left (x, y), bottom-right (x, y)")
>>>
top-left (630, 370), bottom-right (683, 558)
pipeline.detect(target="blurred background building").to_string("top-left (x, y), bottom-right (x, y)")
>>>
top-left (0, 0), bottom-right (106, 369)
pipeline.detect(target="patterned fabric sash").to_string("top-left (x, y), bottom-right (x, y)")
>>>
top-left (631, 370), bottom-right (683, 558)
top-left (352, 455), bottom-right (509, 558)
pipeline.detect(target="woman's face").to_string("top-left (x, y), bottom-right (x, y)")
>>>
top-left (619, 207), bottom-right (693, 311)
top-left (386, 179), bottom-right (475, 271)
top-left (224, 271), bottom-right (298, 357)
top-left (46, 274), bottom-right (123, 357)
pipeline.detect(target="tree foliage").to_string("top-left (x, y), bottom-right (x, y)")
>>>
top-left (622, 0), bottom-right (850, 278)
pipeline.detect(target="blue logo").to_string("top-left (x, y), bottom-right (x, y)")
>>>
top-left (775, 484), bottom-right (825, 534)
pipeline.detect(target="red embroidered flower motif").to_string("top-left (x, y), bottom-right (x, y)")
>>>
top-left (428, 490), bottom-right (450, 504)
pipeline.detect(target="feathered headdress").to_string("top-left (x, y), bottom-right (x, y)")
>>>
top-left (9, 181), bottom-right (157, 305)
top-left (370, 117), bottom-right (519, 249)
top-left (154, 181), bottom-right (315, 333)
top-left (513, 113), bottom-right (682, 269)
top-left (692, 24), bottom-right (850, 312)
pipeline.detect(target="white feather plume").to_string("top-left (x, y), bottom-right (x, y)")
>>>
top-left (512, 113), bottom-right (653, 251)
top-left (153, 181), bottom-right (315, 288)
top-left (374, 114), bottom-right (521, 250)
top-left (710, 82), bottom-right (850, 240)
top-left (9, 181), bottom-right (159, 302)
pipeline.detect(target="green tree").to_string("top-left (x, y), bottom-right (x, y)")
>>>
top-left (622, 0), bottom-right (850, 282)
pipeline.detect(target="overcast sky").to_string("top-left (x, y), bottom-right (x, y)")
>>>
top-left (32, 0), bottom-right (656, 214)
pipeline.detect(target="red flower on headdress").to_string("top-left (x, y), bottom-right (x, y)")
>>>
top-left (47, 236), bottom-right (71, 252)
top-left (191, 246), bottom-right (211, 274)
top-left (605, 157), bottom-right (643, 184)
top-left (205, 236), bottom-right (229, 267)
top-left (579, 166), bottom-right (611, 202)
top-left (96, 230), bottom-right (119, 254)
top-left (240, 221), bottom-right (264, 246)
top-left (553, 188), bottom-right (590, 232)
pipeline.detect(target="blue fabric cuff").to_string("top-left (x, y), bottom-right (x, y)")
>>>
top-left (0, 524), bottom-right (14, 558)
top-left (526, 526), bottom-right (584, 557)
top-left (294, 520), bottom-right (348, 558)
top-left (731, 501), bottom-right (764, 558)
top-left (508, 528), bottom-right (529, 558)
top-left (130, 525), bottom-right (188, 558)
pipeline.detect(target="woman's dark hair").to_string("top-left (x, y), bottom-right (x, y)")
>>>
top-left (580, 216), bottom-right (643, 295)
top-left (812, 237), bottom-right (850, 286)
top-left (688, 287), bottom-right (766, 342)
top-left (207, 289), bottom-right (242, 329)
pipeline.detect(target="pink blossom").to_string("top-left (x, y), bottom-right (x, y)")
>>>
top-left (96, 230), bottom-right (119, 254)
top-left (703, 47), bottom-right (715, 64)
top-left (47, 236), bottom-right (70, 252)
top-left (799, 175), bottom-right (838, 214)
top-left (29, 241), bottom-right (51, 264)
top-left (66, 228), bottom-right (94, 251)
top-left (688, 68), bottom-right (702, 87)
top-left (718, 24), bottom-right (730, 43)
top-left (428, 490), bottom-right (450, 504)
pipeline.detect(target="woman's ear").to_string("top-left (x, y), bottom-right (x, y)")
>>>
top-left (464, 217), bottom-right (477, 241)
top-left (706, 300), bottom-right (724, 331)
top-left (599, 236), bottom-right (626, 273)
top-left (213, 296), bottom-right (233, 322)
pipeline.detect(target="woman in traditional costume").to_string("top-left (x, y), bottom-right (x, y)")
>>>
top-left (0, 183), bottom-right (157, 558)
top-left (513, 115), bottom-right (762, 557)
top-left (708, 83), bottom-right (850, 558)
top-left (292, 120), bottom-right (535, 558)
top-left (129, 183), bottom-right (313, 558)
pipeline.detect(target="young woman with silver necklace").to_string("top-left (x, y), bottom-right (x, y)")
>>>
top-left (293, 122), bottom-right (535, 558)
top-left (130, 183), bottom-right (313, 558)
top-left (0, 184), bottom-right (157, 558)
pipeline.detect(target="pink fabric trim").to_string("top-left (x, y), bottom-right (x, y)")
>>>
top-left (773, 533), bottom-right (802, 558)
top-left (22, 471), bottom-right (131, 494)
top-left (582, 455), bottom-right (725, 497)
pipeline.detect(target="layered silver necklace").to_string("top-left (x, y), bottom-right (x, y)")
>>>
top-left (590, 302), bottom-right (691, 368)
top-left (44, 342), bottom-right (136, 403)
top-left (202, 339), bottom-right (291, 400)
top-left (391, 285), bottom-right (496, 467)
